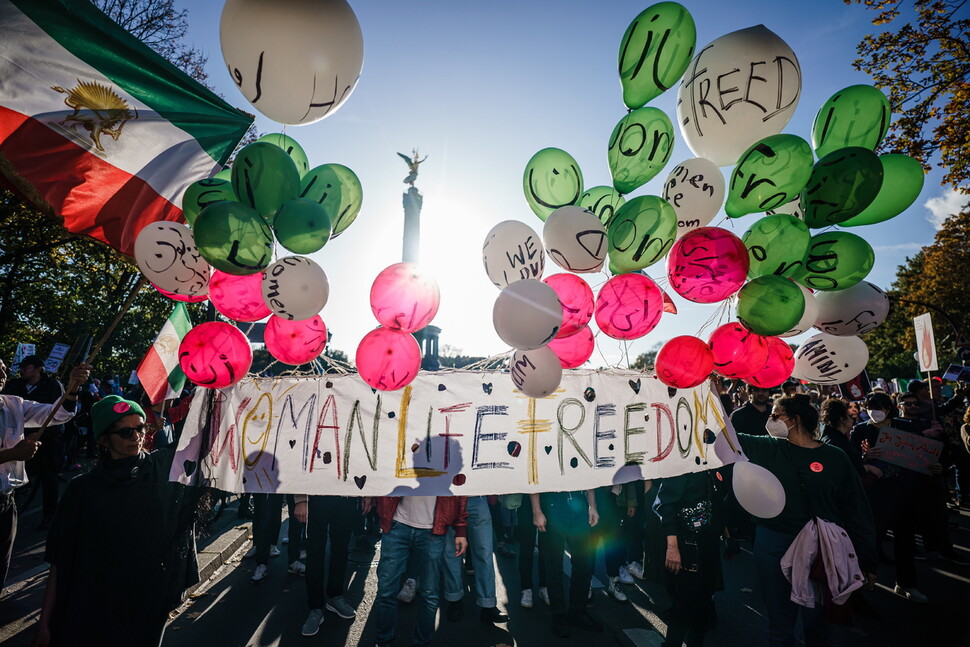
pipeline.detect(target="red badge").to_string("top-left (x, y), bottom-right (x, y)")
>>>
top-left (810, 462), bottom-right (823, 473)
top-left (715, 471), bottom-right (724, 482)
top-left (113, 402), bottom-right (130, 413)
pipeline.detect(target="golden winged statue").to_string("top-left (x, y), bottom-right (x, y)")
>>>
top-left (397, 148), bottom-right (427, 187)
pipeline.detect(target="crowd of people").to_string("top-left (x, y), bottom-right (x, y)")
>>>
top-left (2, 354), bottom-right (969, 646)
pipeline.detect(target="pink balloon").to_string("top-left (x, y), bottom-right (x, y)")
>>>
top-left (356, 327), bottom-right (422, 391)
top-left (708, 323), bottom-right (770, 379)
top-left (655, 336), bottom-right (714, 389)
top-left (153, 282), bottom-right (208, 303)
top-left (264, 315), bottom-right (328, 365)
top-left (594, 273), bottom-right (664, 340)
top-left (178, 322), bottom-right (252, 388)
top-left (370, 262), bottom-right (440, 333)
top-left (745, 336), bottom-right (796, 388)
top-left (547, 326), bottom-right (595, 368)
top-left (667, 227), bottom-right (749, 303)
top-left (208, 270), bottom-right (271, 322)
top-left (543, 273), bottom-right (594, 339)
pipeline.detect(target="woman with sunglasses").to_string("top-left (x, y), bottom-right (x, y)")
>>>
top-left (34, 395), bottom-right (201, 647)
top-left (737, 394), bottom-right (877, 647)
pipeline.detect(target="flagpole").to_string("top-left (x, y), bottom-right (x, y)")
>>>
top-left (28, 276), bottom-right (148, 440)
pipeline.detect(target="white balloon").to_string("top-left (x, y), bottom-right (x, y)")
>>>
top-left (677, 25), bottom-right (802, 166)
top-left (792, 333), bottom-right (869, 385)
top-left (813, 282), bottom-right (890, 336)
top-left (482, 221), bottom-right (545, 289)
top-left (220, 0), bottom-right (363, 125)
top-left (543, 206), bottom-right (607, 273)
top-left (493, 280), bottom-right (562, 350)
top-left (662, 157), bottom-right (726, 238)
top-left (134, 222), bottom-right (210, 297)
top-left (733, 460), bottom-right (786, 518)
top-left (778, 285), bottom-right (818, 338)
top-left (511, 346), bottom-right (563, 398)
top-left (261, 256), bottom-right (329, 320)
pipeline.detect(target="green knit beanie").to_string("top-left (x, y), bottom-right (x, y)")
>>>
top-left (91, 395), bottom-right (145, 438)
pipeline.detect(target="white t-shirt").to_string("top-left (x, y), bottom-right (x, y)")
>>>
top-left (392, 496), bottom-right (437, 529)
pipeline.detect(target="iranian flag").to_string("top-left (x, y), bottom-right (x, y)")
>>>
top-left (137, 303), bottom-right (192, 405)
top-left (0, 0), bottom-right (253, 256)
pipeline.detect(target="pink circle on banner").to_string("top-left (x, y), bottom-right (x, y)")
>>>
top-left (264, 315), bottom-right (328, 365)
top-left (543, 273), bottom-right (594, 339)
top-left (152, 282), bottom-right (208, 303)
top-left (178, 322), bottom-right (252, 388)
top-left (370, 262), bottom-right (440, 333)
top-left (745, 335), bottom-right (796, 388)
top-left (594, 273), bottom-right (663, 340)
top-left (708, 322), bottom-right (770, 379)
top-left (667, 227), bottom-right (749, 303)
top-left (112, 402), bottom-right (131, 413)
top-left (209, 270), bottom-right (271, 322)
top-left (547, 325), bottom-right (595, 368)
top-left (655, 336), bottom-right (714, 389)
top-left (356, 327), bottom-right (422, 391)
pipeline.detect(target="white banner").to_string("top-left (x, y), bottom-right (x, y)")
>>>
top-left (913, 313), bottom-right (938, 373)
top-left (171, 370), bottom-right (743, 496)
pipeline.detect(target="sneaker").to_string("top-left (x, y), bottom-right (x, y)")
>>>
top-left (397, 578), bottom-right (416, 603)
top-left (326, 596), bottom-right (357, 619)
top-left (618, 564), bottom-right (635, 584)
top-left (567, 609), bottom-right (604, 632)
top-left (520, 589), bottom-right (533, 608)
top-left (607, 576), bottom-right (628, 603)
top-left (243, 545), bottom-right (257, 559)
top-left (480, 606), bottom-right (509, 624)
top-left (251, 563), bottom-right (269, 584)
top-left (288, 560), bottom-right (306, 575)
top-left (269, 545), bottom-right (281, 558)
top-left (893, 585), bottom-right (929, 604)
top-left (940, 551), bottom-right (970, 567)
top-left (626, 561), bottom-right (645, 580)
top-left (539, 587), bottom-right (550, 606)
top-left (301, 609), bottom-right (324, 637)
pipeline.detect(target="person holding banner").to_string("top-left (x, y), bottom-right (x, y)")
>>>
top-left (0, 359), bottom-right (88, 587)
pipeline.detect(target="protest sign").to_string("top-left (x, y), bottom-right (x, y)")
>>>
top-left (11, 343), bottom-right (35, 372)
top-left (874, 427), bottom-right (943, 476)
top-left (43, 342), bottom-right (70, 373)
top-left (913, 313), bottom-right (938, 373)
top-left (171, 370), bottom-right (743, 496)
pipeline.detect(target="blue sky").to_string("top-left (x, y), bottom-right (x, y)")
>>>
top-left (181, 1), bottom-right (963, 366)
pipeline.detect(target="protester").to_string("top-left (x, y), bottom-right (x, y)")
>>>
top-left (369, 494), bottom-right (467, 647)
top-left (654, 470), bottom-right (723, 647)
top-left (292, 495), bottom-right (359, 636)
top-left (247, 493), bottom-right (303, 583)
top-left (442, 495), bottom-right (509, 624)
top-left (513, 492), bottom-right (548, 608)
top-left (592, 483), bottom-right (643, 603)
top-left (531, 490), bottom-right (603, 638)
top-left (730, 386), bottom-right (771, 436)
top-left (819, 398), bottom-right (865, 477)
top-left (34, 394), bottom-right (200, 647)
top-left (0, 360), bottom-right (88, 587)
top-left (737, 394), bottom-right (877, 646)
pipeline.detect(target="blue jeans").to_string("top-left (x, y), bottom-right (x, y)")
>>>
top-left (754, 525), bottom-right (831, 647)
top-left (375, 521), bottom-right (445, 646)
top-left (443, 495), bottom-right (496, 607)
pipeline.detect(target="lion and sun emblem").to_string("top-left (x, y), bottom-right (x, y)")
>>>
top-left (50, 79), bottom-right (138, 154)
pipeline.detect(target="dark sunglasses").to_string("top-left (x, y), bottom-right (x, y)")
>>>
top-left (769, 412), bottom-right (787, 421)
top-left (109, 424), bottom-right (147, 439)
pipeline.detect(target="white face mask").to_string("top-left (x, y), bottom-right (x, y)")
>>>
top-left (766, 417), bottom-right (792, 439)
top-left (867, 410), bottom-right (887, 424)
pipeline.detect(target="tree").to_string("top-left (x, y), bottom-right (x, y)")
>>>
top-left (862, 207), bottom-right (970, 378)
top-left (631, 343), bottom-right (663, 371)
top-left (847, 0), bottom-right (970, 193)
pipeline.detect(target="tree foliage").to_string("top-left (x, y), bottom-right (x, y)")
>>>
top-left (847, 0), bottom-right (970, 192)
top-left (863, 208), bottom-right (970, 377)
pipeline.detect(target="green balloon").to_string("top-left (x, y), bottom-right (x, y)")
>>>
top-left (800, 147), bottom-right (884, 228)
top-left (840, 154), bottom-right (925, 227)
top-left (608, 107), bottom-right (675, 195)
top-left (577, 186), bottom-right (627, 230)
top-left (300, 163), bottom-right (363, 237)
top-left (194, 201), bottom-right (274, 275)
top-left (607, 195), bottom-right (677, 272)
top-left (742, 214), bottom-right (810, 278)
top-left (182, 178), bottom-right (236, 227)
top-left (231, 142), bottom-right (301, 225)
top-left (523, 148), bottom-right (584, 221)
top-left (791, 231), bottom-right (874, 291)
top-left (725, 134), bottom-right (814, 218)
top-left (736, 275), bottom-right (806, 336)
top-left (257, 133), bottom-right (311, 176)
top-left (812, 85), bottom-right (891, 159)
top-left (618, 2), bottom-right (696, 110)
top-left (273, 198), bottom-right (332, 254)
